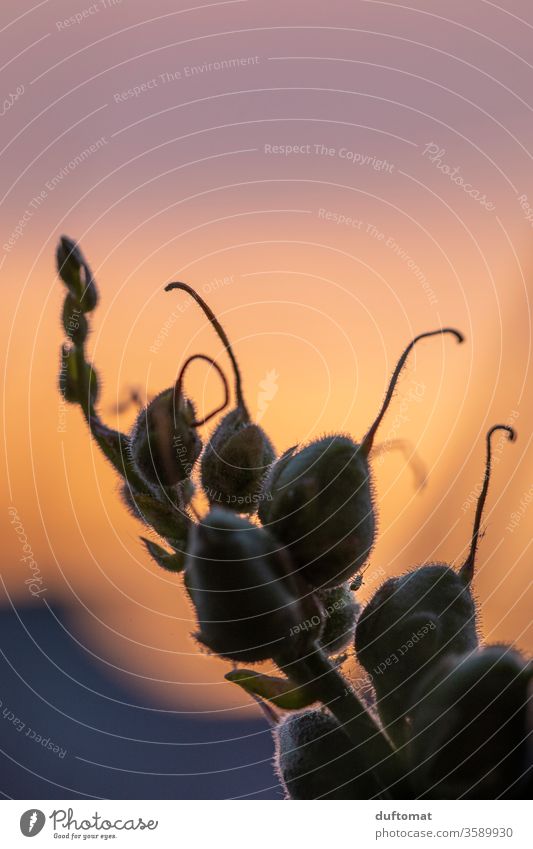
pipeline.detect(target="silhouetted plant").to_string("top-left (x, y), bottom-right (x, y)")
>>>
top-left (55, 237), bottom-right (531, 800)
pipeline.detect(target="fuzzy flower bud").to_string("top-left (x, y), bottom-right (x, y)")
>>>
top-left (260, 329), bottom-right (463, 589)
top-left (129, 388), bottom-right (201, 488)
top-left (56, 236), bottom-right (98, 312)
top-left (200, 407), bottom-right (275, 512)
top-left (260, 435), bottom-right (375, 589)
top-left (409, 646), bottom-right (532, 799)
top-left (184, 507), bottom-right (323, 663)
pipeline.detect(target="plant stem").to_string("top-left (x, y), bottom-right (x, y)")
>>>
top-left (279, 644), bottom-right (408, 798)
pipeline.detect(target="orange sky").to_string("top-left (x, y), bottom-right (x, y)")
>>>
top-left (1, 0), bottom-right (532, 713)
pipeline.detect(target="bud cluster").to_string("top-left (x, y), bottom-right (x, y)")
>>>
top-left (55, 238), bottom-right (531, 800)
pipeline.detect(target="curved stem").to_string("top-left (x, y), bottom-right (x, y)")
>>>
top-left (165, 282), bottom-right (248, 416)
top-left (278, 644), bottom-right (408, 798)
top-left (174, 353), bottom-right (230, 427)
top-left (460, 423), bottom-right (516, 584)
top-left (362, 328), bottom-right (464, 455)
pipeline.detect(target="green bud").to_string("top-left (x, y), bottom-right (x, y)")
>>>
top-left (62, 295), bottom-right (88, 345)
top-left (164, 281), bottom-right (275, 514)
top-left (317, 583), bottom-right (360, 656)
top-left (409, 646), bottom-right (532, 799)
top-left (129, 388), bottom-right (202, 488)
top-left (184, 507), bottom-right (324, 663)
top-left (260, 329), bottom-right (463, 589)
top-left (201, 407), bottom-right (275, 513)
top-left (355, 567), bottom-right (475, 744)
top-left (56, 236), bottom-right (98, 312)
top-left (275, 709), bottom-right (385, 799)
top-left (260, 434), bottom-right (375, 589)
top-left (257, 445), bottom-right (296, 525)
top-left (120, 484), bottom-right (191, 549)
top-left (355, 424), bottom-right (515, 746)
top-left (58, 344), bottom-right (98, 406)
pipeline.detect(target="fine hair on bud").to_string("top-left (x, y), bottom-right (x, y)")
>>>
top-left (184, 507), bottom-right (324, 663)
top-left (354, 424), bottom-right (516, 746)
top-left (275, 709), bottom-right (386, 799)
top-left (165, 282), bottom-right (275, 513)
top-left (316, 583), bottom-right (360, 656)
top-left (129, 353), bottom-right (229, 489)
top-left (408, 646), bottom-right (532, 799)
top-left (260, 328), bottom-right (464, 589)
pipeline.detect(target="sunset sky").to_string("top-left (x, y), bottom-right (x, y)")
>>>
top-left (2, 0), bottom-right (532, 716)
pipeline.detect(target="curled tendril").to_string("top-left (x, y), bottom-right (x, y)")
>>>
top-left (165, 281), bottom-right (248, 416)
top-left (362, 328), bottom-right (464, 455)
top-left (174, 353), bottom-right (230, 427)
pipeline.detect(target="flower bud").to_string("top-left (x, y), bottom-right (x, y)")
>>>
top-left (184, 507), bottom-right (323, 663)
top-left (408, 646), bottom-right (532, 799)
top-left (355, 566), bottom-right (475, 743)
top-left (260, 434), bottom-right (375, 589)
top-left (257, 445), bottom-right (296, 525)
top-left (56, 236), bottom-right (98, 312)
top-left (200, 407), bottom-right (275, 513)
top-left (260, 329), bottom-right (463, 589)
top-left (275, 708), bottom-right (385, 799)
top-left (164, 282), bottom-right (275, 514)
top-left (354, 424), bottom-right (515, 746)
top-left (317, 583), bottom-right (360, 656)
top-left (129, 388), bottom-right (202, 488)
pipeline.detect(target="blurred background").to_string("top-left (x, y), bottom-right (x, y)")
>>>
top-left (1, 0), bottom-right (532, 798)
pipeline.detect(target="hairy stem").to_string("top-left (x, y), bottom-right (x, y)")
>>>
top-left (278, 644), bottom-right (408, 798)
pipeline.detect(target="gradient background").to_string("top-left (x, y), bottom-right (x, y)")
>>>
top-left (1, 0), bottom-right (532, 798)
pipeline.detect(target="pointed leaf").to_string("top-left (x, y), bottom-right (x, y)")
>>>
top-left (141, 537), bottom-right (184, 573)
top-left (225, 669), bottom-right (316, 710)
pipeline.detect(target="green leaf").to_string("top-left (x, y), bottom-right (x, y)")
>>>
top-left (225, 669), bottom-right (317, 710)
top-left (141, 537), bottom-right (185, 573)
